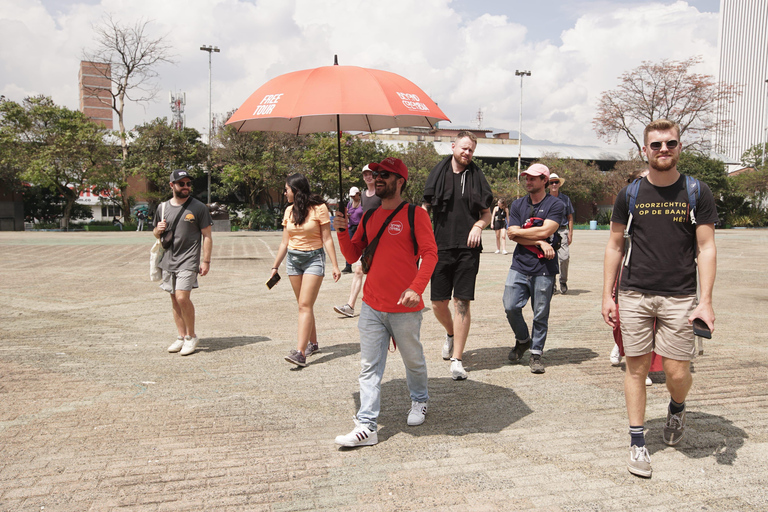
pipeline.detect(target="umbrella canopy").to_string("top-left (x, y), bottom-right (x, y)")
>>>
top-left (225, 65), bottom-right (449, 134)
top-left (225, 60), bottom-right (450, 219)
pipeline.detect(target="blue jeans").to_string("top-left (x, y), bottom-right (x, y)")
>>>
top-left (503, 269), bottom-right (555, 355)
top-left (356, 303), bottom-right (428, 431)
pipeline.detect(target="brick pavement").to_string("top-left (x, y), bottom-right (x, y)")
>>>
top-left (0, 228), bottom-right (766, 511)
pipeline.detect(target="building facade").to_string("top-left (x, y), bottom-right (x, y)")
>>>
top-left (715, 0), bottom-right (768, 168)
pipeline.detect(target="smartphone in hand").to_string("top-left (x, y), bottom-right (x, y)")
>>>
top-left (265, 272), bottom-right (281, 289)
top-left (692, 318), bottom-right (712, 339)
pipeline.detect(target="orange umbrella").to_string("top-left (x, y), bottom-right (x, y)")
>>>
top-left (225, 56), bottom-right (450, 212)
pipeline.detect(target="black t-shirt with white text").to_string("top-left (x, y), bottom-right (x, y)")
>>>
top-left (611, 175), bottom-right (718, 296)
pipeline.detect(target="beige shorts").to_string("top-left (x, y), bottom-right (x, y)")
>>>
top-left (618, 290), bottom-right (697, 361)
top-left (160, 269), bottom-right (199, 293)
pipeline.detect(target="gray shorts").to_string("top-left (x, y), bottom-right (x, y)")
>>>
top-left (286, 248), bottom-right (325, 276)
top-left (160, 269), bottom-right (199, 293)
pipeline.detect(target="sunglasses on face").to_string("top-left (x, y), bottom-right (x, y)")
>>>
top-left (176, 181), bottom-right (193, 187)
top-left (372, 170), bottom-right (401, 180)
top-left (648, 140), bottom-right (679, 151)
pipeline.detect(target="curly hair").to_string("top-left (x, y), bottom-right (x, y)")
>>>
top-left (286, 173), bottom-right (326, 226)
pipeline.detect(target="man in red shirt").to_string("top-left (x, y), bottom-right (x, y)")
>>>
top-left (333, 157), bottom-right (438, 447)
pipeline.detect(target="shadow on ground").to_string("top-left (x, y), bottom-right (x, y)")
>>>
top-left (645, 411), bottom-right (747, 465)
top-left (199, 336), bottom-right (270, 353)
top-left (344, 377), bottom-right (532, 444)
top-left (462, 346), bottom-right (599, 372)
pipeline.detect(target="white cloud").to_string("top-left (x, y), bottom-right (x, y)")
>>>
top-left (1, 0), bottom-right (719, 148)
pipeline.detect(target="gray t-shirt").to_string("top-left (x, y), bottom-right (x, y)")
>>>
top-left (154, 198), bottom-right (213, 273)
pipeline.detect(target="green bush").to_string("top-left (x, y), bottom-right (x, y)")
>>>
top-left (232, 207), bottom-right (282, 231)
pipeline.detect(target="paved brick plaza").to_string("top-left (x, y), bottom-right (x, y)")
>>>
top-left (1, 228), bottom-right (766, 511)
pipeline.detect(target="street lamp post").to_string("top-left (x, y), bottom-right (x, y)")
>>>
top-left (200, 44), bottom-right (220, 204)
top-left (763, 78), bottom-right (768, 167)
top-left (515, 70), bottom-right (531, 180)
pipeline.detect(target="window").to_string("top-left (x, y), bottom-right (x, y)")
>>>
top-left (101, 205), bottom-right (122, 217)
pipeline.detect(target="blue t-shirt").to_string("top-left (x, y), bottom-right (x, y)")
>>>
top-left (555, 193), bottom-right (574, 227)
top-left (508, 194), bottom-right (565, 276)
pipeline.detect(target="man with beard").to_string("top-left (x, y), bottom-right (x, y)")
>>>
top-left (333, 157), bottom-right (438, 447)
top-left (423, 131), bottom-right (493, 380)
top-left (602, 119), bottom-right (718, 478)
top-left (504, 164), bottom-right (565, 374)
top-left (154, 169), bottom-right (213, 356)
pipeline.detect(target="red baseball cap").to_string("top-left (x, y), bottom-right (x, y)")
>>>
top-left (368, 157), bottom-right (408, 181)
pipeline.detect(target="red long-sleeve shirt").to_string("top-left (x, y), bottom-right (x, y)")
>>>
top-left (337, 204), bottom-right (438, 313)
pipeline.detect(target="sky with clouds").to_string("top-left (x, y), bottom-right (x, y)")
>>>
top-left (0, 0), bottom-right (720, 150)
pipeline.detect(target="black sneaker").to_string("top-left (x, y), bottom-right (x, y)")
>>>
top-left (284, 349), bottom-right (307, 367)
top-left (560, 282), bottom-right (568, 294)
top-left (663, 407), bottom-right (686, 446)
top-left (508, 337), bottom-right (531, 362)
top-left (529, 354), bottom-right (545, 373)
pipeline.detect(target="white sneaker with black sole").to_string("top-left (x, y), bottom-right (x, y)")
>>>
top-left (450, 358), bottom-right (467, 380)
top-left (335, 418), bottom-right (378, 447)
top-left (407, 401), bottom-right (427, 426)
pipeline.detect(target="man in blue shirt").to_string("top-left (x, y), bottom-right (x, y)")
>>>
top-left (504, 164), bottom-right (565, 373)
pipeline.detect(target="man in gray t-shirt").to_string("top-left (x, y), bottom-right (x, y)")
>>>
top-left (153, 169), bottom-right (213, 356)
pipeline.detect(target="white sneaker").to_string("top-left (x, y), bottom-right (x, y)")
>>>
top-left (179, 336), bottom-right (199, 356)
top-left (442, 334), bottom-right (454, 360)
top-left (450, 358), bottom-right (468, 380)
top-left (494, 250), bottom-right (500, 254)
top-left (610, 344), bottom-right (622, 366)
top-left (333, 304), bottom-right (355, 317)
top-left (335, 418), bottom-right (378, 447)
top-left (646, 376), bottom-right (653, 386)
top-left (167, 336), bottom-right (185, 353)
top-left (407, 401), bottom-right (427, 426)
top-left (502, 250), bottom-right (509, 255)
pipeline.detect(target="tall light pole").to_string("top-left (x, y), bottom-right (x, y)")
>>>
top-left (200, 44), bottom-right (220, 204)
top-left (763, 78), bottom-right (768, 167)
top-left (515, 70), bottom-right (531, 180)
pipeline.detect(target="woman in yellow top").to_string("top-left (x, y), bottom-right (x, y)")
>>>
top-left (270, 173), bottom-right (341, 367)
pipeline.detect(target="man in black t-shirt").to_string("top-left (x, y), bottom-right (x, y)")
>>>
top-left (423, 131), bottom-right (493, 380)
top-left (602, 119), bottom-right (718, 479)
top-left (153, 169), bottom-right (213, 357)
top-left (504, 164), bottom-right (565, 374)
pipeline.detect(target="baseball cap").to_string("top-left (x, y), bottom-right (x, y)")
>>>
top-left (548, 172), bottom-right (565, 185)
top-left (521, 163), bottom-right (550, 180)
top-left (368, 157), bottom-right (408, 181)
top-left (349, 186), bottom-right (361, 196)
top-left (170, 169), bottom-right (190, 183)
top-left (362, 164), bottom-right (372, 173)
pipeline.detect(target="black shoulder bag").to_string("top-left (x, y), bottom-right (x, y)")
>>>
top-left (160, 198), bottom-right (192, 250)
top-left (360, 201), bottom-right (407, 274)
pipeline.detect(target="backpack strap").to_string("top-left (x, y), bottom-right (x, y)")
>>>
top-left (685, 175), bottom-right (700, 225)
top-left (408, 203), bottom-right (418, 256)
top-left (361, 207), bottom-right (377, 243)
top-left (622, 178), bottom-right (643, 267)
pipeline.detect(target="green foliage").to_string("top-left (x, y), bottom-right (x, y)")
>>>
top-left (22, 184), bottom-right (93, 223)
top-left (476, 159), bottom-right (524, 203)
top-left (740, 143), bottom-right (768, 169)
top-left (730, 167), bottom-right (768, 208)
top-left (125, 117), bottom-right (208, 207)
top-left (1, 96), bottom-right (118, 229)
top-left (396, 142), bottom-right (441, 204)
top-left (677, 151), bottom-right (729, 198)
top-left (233, 206), bottom-right (282, 230)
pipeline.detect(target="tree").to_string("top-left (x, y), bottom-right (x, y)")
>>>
top-left (82, 14), bottom-right (174, 218)
top-left (0, 96), bottom-right (27, 191)
top-left (0, 96), bottom-right (117, 228)
top-left (476, 159), bottom-right (524, 204)
top-left (125, 118), bottom-right (208, 208)
top-left (593, 56), bottom-right (740, 158)
top-left (741, 142), bottom-right (768, 170)
top-left (677, 151), bottom-right (729, 198)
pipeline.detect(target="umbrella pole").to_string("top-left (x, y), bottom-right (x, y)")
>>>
top-left (336, 114), bottom-right (346, 231)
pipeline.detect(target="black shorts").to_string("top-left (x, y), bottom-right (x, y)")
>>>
top-left (430, 248), bottom-right (481, 301)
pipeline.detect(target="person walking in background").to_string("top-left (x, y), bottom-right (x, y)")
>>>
top-left (423, 131), bottom-right (493, 380)
top-left (504, 164), bottom-right (565, 374)
top-left (602, 119), bottom-right (718, 478)
top-left (491, 198), bottom-right (509, 254)
top-left (547, 173), bottom-right (574, 294)
top-left (270, 173), bottom-right (341, 368)
top-left (333, 157), bottom-right (438, 447)
top-left (334, 164), bottom-right (382, 318)
top-left (136, 210), bottom-right (146, 231)
top-left (340, 186), bottom-right (363, 274)
top-left (154, 169), bottom-right (213, 357)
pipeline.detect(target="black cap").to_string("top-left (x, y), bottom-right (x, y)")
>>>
top-left (170, 169), bottom-right (189, 183)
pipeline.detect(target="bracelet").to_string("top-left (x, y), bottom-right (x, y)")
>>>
top-left (272, 267), bottom-right (278, 270)
top-left (203, 261), bottom-right (211, 263)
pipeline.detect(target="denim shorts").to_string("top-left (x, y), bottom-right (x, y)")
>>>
top-left (286, 248), bottom-right (326, 276)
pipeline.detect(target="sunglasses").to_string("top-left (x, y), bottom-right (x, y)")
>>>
top-left (372, 170), bottom-right (402, 180)
top-left (176, 181), bottom-right (193, 187)
top-left (648, 140), bottom-right (679, 151)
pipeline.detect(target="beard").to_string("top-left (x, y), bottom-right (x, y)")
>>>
top-left (375, 179), bottom-right (397, 200)
top-left (649, 153), bottom-right (678, 172)
top-left (173, 187), bottom-right (191, 199)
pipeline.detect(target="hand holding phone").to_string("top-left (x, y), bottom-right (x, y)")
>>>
top-left (692, 318), bottom-right (712, 339)
top-left (265, 272), bottom-right (281, 289)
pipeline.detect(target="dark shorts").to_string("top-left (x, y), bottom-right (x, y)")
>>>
top-left (430, 248), bottom-right (481, 301)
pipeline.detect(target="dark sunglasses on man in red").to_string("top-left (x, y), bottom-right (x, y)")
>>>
top-left (372, 170), bottom-right (402, 180)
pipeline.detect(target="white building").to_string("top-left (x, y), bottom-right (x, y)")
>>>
top-left (715, 0), bottom-right (768, 171)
